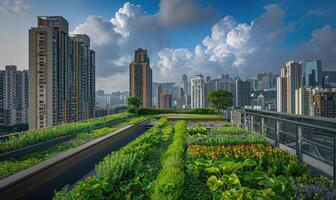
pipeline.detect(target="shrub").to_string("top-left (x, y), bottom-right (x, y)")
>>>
top-left (136, 108), bottom-right (217, 115)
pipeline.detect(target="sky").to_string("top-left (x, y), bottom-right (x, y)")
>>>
top-left (0, 0), bottom-right (336, 92)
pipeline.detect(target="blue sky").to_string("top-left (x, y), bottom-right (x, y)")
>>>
top-left (0, 0), bottom-right (336, 92)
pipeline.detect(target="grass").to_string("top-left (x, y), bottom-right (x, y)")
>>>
top-left (0, 113), bottom-right (133, 154)
top-left (151, 121), bottom-right (187, 200)
top-left (0, 117), bottom-right (146, 180)
top-left (54, 118), bottom-right (170, 200)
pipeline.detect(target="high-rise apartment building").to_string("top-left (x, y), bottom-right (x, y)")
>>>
top-left (29, 16), bottom-right (95, 129)
top-left (191, 74), bottom-right (205, 108)
top-left (276, 77), bottom-right (287, 112)
top-left (310, 88), bottom-right (336, 118)
top-left (235, 79), bottom-right (251, 107)
top-left (0, 65), bottom-right (28, 126)
top-left (305, 60), bottom-right (322, 87)
top-left (295, 87), bottom-right (310, 115)
top-left (160, 91), bottom-right (172, 109)
top-left (69, 34), bottom-right (95, 121)
top-left (277, 61), bottom-right (302, 114)
top-left (129, 48), bottom-right (152, 108)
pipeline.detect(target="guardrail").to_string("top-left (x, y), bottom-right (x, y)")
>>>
top-left (231, 107), bottom-right (336, 180)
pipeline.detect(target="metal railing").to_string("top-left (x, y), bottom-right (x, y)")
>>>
top-left (231, 107), bottom-right (336, 180)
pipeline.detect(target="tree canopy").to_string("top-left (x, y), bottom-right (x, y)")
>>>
top-left (207, 89), bottom-right (233, 114)
top-left (127, 96), bottom-right (141, 113)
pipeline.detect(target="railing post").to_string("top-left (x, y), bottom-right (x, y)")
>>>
top-left (296, 125), bottom-right (302, 161)
top-left (250, 115), bottom-right (254, 132)
top-left (261, 117), bottom-right (265, 135)
top-left (244, 112), bottom-right (248, 130)
top-left (275, 119), bottom-right (280, 147)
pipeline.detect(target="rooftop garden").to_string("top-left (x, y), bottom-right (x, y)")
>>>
top-left (0, 116), bottom-right (146, 180)
top-left (53, 118), bottom-right (336, 200)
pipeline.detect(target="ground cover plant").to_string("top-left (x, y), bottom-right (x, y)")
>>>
top-left (52, 117), bottom-right (335, 200)
top-left (0, 113), bottom-right (133, 154)
top-left (160, 114), bottom-right (222, 119)
top-left (182, 121), bottom-right (335, 200)
top-left (0, 116), bottom-right (146, 180)
top-left (53, 118), bottom-right (172, 200)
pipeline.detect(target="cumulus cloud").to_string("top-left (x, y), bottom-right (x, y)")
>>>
top-left (0, 0), bottom-right (30, 14)
top-left (73, 2), bottom-right (168, 83)
top-left (158, 0), bottom-right (219, 27)
top-left (73, 1), bottom-right (336, 92)
top-left (298, 25), bottom-right (336, 70)
top-left (156, 3), bottom-right (297, 81)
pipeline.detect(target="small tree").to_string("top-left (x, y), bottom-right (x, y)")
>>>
top-left (127, 96), bottom-right (141, 113)
top-left (207, 89), bottom-right (233, 114)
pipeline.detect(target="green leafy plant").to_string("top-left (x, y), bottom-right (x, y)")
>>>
top-left (0, 113), bottom-right (133, 154)
top-left (151, 121), bottom-right (187, 200)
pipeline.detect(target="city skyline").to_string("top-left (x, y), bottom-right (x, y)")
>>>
top-left (1, 0), bottom-right (336, 92)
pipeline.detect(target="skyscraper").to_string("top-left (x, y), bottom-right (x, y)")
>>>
top-left (160, 91), bottom-right (172, 109)
top-left (29, 16), bottom-right (95, 129)
top-left (305, 60), bottom-right (322, 87)
top-left (235, 79), bottom-right (251, 107)
top-left (155, 84), bottom-right (161, 109)
top-left (129, 48), bottom-right (152, 108)
top-left (277, 60), bottom-right (302, 114)
top-left (276, 77), bottom-right (287, 112)
top-left (295, 87), bottom-right (310, 115)
top-left (182, 74), bottom-right (189, 95)
top-left (0, 65), bottom-right (28, 126)
top-left (310, 88), bottom-right (336, 118)
top-left (69, 34), bottom-right (96, 121)
top-left (191, 74), bottom-right (205, 108)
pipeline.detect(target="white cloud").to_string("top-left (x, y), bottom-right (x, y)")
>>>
top-left (0, 0), bottom-right (30, 14)
top-left (72, 1), bottom-right (336, 92)
top-left (72, 2), bottom-right (168, 82)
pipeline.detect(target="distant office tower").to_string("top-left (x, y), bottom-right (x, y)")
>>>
top-left (182, 74), bottom-right (189, 95)
top-left (29, 16), bottom-right (95, 129)
top-left (323, 71), bottom-right (336, 88)
top-left (235, 79), bottom-right (251, 107)
top-left (0, 66), bottom-right (28, 126)
top-left (277, 61), bottom-right (302, 114)
top-left (305, 60), bottom-right (322, 87)
top-left (191, 74), bottom-right (205, 108)
top-left (295, 87), bottom-right (310, 115)
top-left (0, 71), bottom-right (4, 125)
top-left (160, 91), bottom-right (172, 109)
top-left (176, 86), bottom-right (185, 109)
top-left (129, 48), bottom-right (152, 108)
top-left (255, 73), bottom-right (278, 91)
top-left (309, 88), bottom-right (336, 118)
top-left (257, 94), bottom-right (265, 109)
top-left (155, 85), bottom-right (162, 108)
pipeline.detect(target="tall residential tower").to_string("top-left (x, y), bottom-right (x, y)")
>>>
top-left (28, 16), bottom-right (95, 129)
top-left (129, 48), bottom-right (152, 108)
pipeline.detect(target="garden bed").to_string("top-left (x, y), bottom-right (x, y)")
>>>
top-left (0, 113), bottom-right (134, 154)
top-left (52, 117), bottom-right (335, 200)
top-left (0, 117), bottom-right (146, 181)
